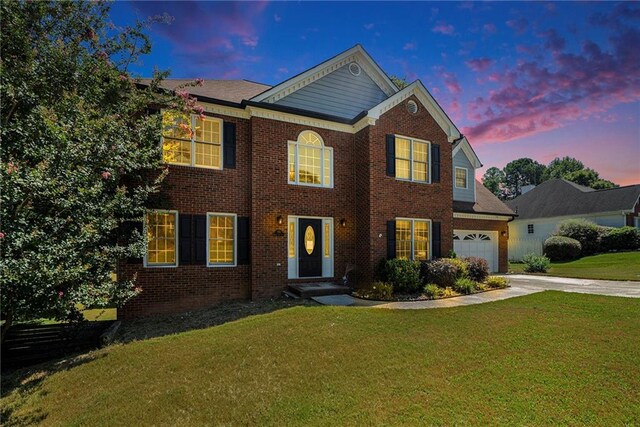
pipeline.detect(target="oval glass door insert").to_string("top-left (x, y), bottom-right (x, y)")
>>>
top-left (304, 225), bottom-right (315, 255)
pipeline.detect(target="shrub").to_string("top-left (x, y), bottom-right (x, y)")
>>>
top-left (522, 253), bottom-right (551, 273)
top-left (424, 258), bottom-right (466, 287)
top-left (453, 277), bottom-right (476, 295)
top-left (486, 276), bottom-right (509, 289)
top-left (423, 284), bottom-right (441, 300)
top-left (440, 287), bottom-right (458, 297)
top-left (463, 257), bottom-right (489, 282)
top-left (556, 219), bottom-right (602, 255)
top-left (543, 236), bottom-right (582, 261)
top-left (384, 258), bottom-right (422, 293)
top-left (360, 282), bottom-right (394, 300)
top-left (601, 227), bottom-right (640, 251)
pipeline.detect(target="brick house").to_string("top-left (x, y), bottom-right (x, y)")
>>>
top-left (119, 45), bottom-right (515, 319)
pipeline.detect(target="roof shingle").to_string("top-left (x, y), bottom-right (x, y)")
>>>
top-left (139, 79), bottom-right (271, 104)
top-left (453, 181), bottom-right (516, 217)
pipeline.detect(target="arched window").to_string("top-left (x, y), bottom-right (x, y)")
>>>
top-left (288, 131), bottom-right (333, 187)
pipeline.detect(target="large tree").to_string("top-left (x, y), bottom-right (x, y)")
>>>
top-left (0, 1), bottom-right (197, 337)
top-left (482, 167), bottom-right (506, 198)
top-left (502, 158), bottom-right (546, 199)
top-left (565, 168), bottom-right (617, 189)
top-left (542, 156), bottom-right (584, 181)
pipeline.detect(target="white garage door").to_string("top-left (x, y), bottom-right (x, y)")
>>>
top-left (453, 230), bottom-right (499, 272)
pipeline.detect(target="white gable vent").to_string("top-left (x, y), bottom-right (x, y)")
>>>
top-left (348, 62), bottom-right (361, 76)
top-left (407, 100), bottom-right (418, 114)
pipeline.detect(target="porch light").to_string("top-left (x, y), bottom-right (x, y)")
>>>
top-left (501, 231), bottom-right (507, 237)
top-left (277, 215), bottom-right (284, 225)
top-left (340, 218), bottom-right (346, 227)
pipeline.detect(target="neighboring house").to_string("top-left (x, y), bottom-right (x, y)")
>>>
top-left (118, 45), bottom-right (514, 319)
top-left (506, 179), bottom-right (640, 260)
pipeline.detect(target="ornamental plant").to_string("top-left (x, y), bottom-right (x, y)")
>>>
top-left (522, 253), bottom-right (551, 273)
top-left (0, 1), bottom-right (201, 339)
top-left (543, 236), bottom-right (582, 261)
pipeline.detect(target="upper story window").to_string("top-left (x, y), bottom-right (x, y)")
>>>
top-left (288, 131), bottom-right (333, 188)
top-left (162, 112), bottom-right (223, 169)
top-left (395, 136), bottom-right (430, 183)
top-left (455, 167), bottom-right (468, 189)
top-left (145, 210), bottom-right (178, 267)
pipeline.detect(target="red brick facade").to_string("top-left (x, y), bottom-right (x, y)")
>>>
top-left (118, 96), bottom-right (508, 319)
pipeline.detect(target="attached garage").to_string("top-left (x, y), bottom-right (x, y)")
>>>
top-left (453, 230), bottom-right (499, 272)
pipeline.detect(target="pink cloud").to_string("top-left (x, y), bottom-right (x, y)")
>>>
top-left (465, 58), bottom-right (495, 72)
top-left (463, 25), bottom-right (640, 145)
top-left (432, 22), bottom-right (455, 35)
top-left (403, 42), bottom-right (417, 51)
top-left (506, 17), bottom-right (528, 35)
top-left (483, 23), bottom-right (497, 35)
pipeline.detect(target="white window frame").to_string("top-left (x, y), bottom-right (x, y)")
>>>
top-left (455, 167), bottom-right (468, 189)
top-left (144, 209), bottom-right (179, 268)
top-left (395, 217), bottom-right (433, 261)
top-left (395, 135), bottom-right (431, 184)
top-left (288, 131), bottom-right (334, 188)
top-left (206, 212), bottom-right (237, 267)
top-left (161, 113), bottom-right (224, 170)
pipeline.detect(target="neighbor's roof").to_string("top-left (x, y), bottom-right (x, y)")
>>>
top-left (139, 78), bottom-right (271, 104)
top-left (505, 179), bottom-right (640, 220)
top-left (453, 181), bottom-right (516, 217)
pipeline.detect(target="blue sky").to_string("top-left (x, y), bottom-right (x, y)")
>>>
top-left (110, 1), bottom-right (640, 185)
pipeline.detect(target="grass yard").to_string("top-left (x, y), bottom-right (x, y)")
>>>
top-left (510, 251), bottom-right (640, 281)
top-left (2, 291), bottom-right (639, 425)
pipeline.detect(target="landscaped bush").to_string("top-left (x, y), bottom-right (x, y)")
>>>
top-left (453, 277), bottom-right (476, 295)
top-left (522, 253), bottom-right (551, 273)
top-left (383, 258), bottom-right (422, 293)
top-left (543, 236), bottom-right (582, 261)
top-left (485, 276), bottom-right (509, 289)
top-left (601, 227), bottom-right (640, 251)
top-left (359, 282), bottom-right (394, 300)
top-left (423, 258), bottom-right (467, 287)
top-left (423, 284), bottom-right (441, 300)
top-left (556, 219), bottom-right (602, 255)
top-left (463, 257), bottom-right (489, 282)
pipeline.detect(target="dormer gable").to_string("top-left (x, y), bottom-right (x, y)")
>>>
top-left (452, 137), bottom-right (482, 203)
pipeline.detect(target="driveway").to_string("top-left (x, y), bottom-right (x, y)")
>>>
top-left (312, 275), bottom-right (640, 308)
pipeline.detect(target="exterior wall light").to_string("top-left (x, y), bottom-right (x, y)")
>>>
top-left (340, 218), bottom-right (346, 227)
top-left (501, 231), bottom-right (507, 237)
top-left (277, 215), bottom-right (284, 226)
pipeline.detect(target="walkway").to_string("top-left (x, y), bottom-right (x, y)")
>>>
top-left (312, 274), bottom-right (640, 308)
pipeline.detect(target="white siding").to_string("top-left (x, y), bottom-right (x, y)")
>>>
top-left (274, 64), bottom-right (387, 119)
top-left (453, 150), bottom-right (475, 202)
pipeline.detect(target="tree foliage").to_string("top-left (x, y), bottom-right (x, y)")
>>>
top-left (483, 155), bottom-right (618, 200)
top-left (0, 1), bottom-right (198, 334)
top-left (389, 75), bottom-right (410, 89)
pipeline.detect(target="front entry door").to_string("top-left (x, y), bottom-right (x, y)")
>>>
top-left (298, 218), bottom-right (322, 277)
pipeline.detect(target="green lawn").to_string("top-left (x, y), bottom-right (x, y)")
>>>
top-left (510, 251), bottom-right (640, 281)
top-left (2, 292), bottom-right (639, 425)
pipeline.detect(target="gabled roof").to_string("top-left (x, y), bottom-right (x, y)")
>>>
top-left (251, 45), bottom-right (398, 103)
top-left (367, 80), bottom-right (462, 142)
top-left (452, 137), bottom-right (482, 168)
top-left (454, 181), bottom-right (515, 217)
top-left (138, 79), bottom-right (270, 104)
top-left (505, 179), bottom-right (640, 220)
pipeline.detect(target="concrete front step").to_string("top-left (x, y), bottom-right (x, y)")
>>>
top-left (287, 282), bottom-right (351, 298)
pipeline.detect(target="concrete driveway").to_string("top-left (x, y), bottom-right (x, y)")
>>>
top-left (506, 274), bottom-right (640, 298)
top-left (312, 275), bottom-right (640, 309)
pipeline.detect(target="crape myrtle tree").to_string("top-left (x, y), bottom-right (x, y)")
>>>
top-left (0, 0), bottom-right (203, 338)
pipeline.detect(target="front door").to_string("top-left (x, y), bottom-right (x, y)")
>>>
top-left (298, 218), bottom-right (322, 277)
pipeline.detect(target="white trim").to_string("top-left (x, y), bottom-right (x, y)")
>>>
top-left (288, 215), bottom-right (334, 279)
top-left (144, 209), bottom-right (179, 268)
top-left (206, 212), bottom-right (238, 268)
top-left (368, 81), bottom-right (461, 142)
top-left (248, 105), bottom-right (354, 133)
top-left (251, 45), bottom-right (398, 103)
top-left (453, 212), bottom-right (512, 221)
top-left (394, 135), bottom-right (431, 184)
top-left (395, 217), bottom-right (433, 261)
top-left (510, 210), bottom-right (629, 224)
top-left (455, 167), bottom-right (468, 189)
top-left (287, 131), bottom-right (334, 188)
top-left (452, 137), bottom-right (482, 168)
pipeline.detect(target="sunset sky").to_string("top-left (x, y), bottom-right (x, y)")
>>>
top-left (110, 1), bottom-right (639, 185)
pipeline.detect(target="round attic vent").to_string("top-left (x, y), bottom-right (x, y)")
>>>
top-left (348, 62), bottom-right (361, 76)
top-left (407, 100), bottom-right (418, 114)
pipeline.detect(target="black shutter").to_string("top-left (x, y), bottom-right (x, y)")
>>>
top-left (387, 220), bottom-right (396, 259)
top-left (223, 122), bottom-right (236, 169)
top-left (432, 221), bottom-right (441, 259)
top-left (179, 214), bottom-right (193, 265)
top-left (385, 134), bottom-right (395, 177)
top-left (431, 143), bottom-right (440, 183)
top-left (237, 217), bottom-right (250, 265)
top-left (193, 215), bottom-right (207, 265)
top-left (127, 220), bottom-right (144, 264)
